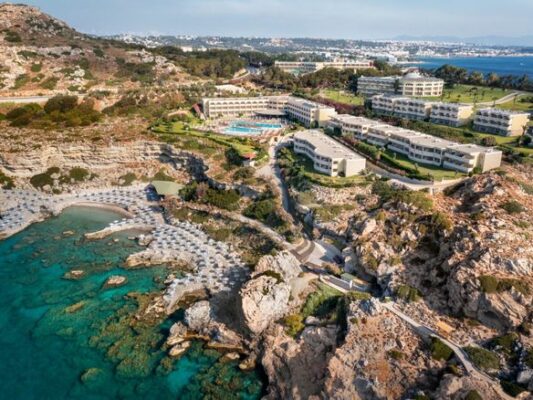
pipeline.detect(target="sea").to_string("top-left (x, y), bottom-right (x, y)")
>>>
top-left (0, 206), bottom-right (265, 400)
top-left (409, 56), bottom-right (533, 79)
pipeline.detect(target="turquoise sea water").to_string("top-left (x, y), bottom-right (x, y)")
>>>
top-left (0, 206), bottom-right (265, 400)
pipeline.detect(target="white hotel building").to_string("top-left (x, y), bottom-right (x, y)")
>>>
top-left (202, 96), bottom-right (337, 128)
top-left (473, 108), bottom-right (530, 137)
top-left (329, 115), bottom-right (502, 173)
top-left (293, 130), bottom-right (366, 177)
top-left (372, 95), bottom-right (433, 120)
top-left (274, 59), bottom-right (374, 75)
top-left (358, 72), bottom-right (444, 97)
top-left (430, 103), bottom-right (474, 127)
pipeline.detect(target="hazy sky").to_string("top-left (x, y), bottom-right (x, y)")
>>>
top-left (14, 0), bottom-right (533, 39)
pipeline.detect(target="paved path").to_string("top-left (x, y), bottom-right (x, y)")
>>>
top-left (476, 92), bottom-right (522, 107)
top-left (0, 95), bottom-right (52, 104)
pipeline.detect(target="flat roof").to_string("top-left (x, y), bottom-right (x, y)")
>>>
top-left (448, 143), bottom-right (499, 155)
top-left (477, 108), bottom-right (530, 117)
top-left (332, 114), bottom-right (383, 126)
top-left (410, 135), bottom-right (455, 148)
top-left (294, 130), bottom-right (364, 160)
top-left (288, 96), bottom-right (335, 110)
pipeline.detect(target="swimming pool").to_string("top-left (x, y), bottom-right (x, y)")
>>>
top-left (223, 121), bottom-right (283, 136)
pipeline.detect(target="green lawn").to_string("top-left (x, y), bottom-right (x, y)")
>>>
top-left (382, 149), bottom-right (465, 180)
top-left (425, 84), bottom-right (515, 104)
top-left (152, 120), bottom-right (261, 158)
top-left (496, 95), bottom-right (533, 112)
top-left (321, 89), bottom-right (364, 106)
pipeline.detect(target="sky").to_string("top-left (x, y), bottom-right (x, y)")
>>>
top-left (13, 0), bottom-right (533, 39)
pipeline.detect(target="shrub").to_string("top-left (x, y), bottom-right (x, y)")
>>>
top-left (464, 346), bottom-right (500, 371)
top-left (255, 270), bottom-right (284, 284)
top-left (524, 348), bottom-right (533, 368)
top-left (430, 211), bottom-right (453, 232)
top-left (500, 380), bottom-right (526, 397)
top-left (464, 390), bottom-right (483, 400)
top-left (233, 167), bottom-right (255, 181)
top-left (203, 189), bottom-right (240, 211)
top-left (283, 314), bottom-right (304, 337)
top-left (480, 136), bottom-right (497, 146)
top-left (40, 77), bottom-right (59, 90)
top-left (4, 30), bottom-right (21, 43)
top-left (44, 95), bottom-right (78, 114)
top-left (501, 200), bottom-right (525, 214)
top-left (119, 173), bottom-right (137, 186)
top-left (30, 167), bottom-right (58, 189)
top-left (430, 337), bottom-right (454, 361)
top-left (152, 169), bottom-right (174, 182)
top-left (387, 349), bottom-right (404, 360)
top-left (68, 167), bottom-right (90, 182)
top-left (243, 198), bottom-right (276, 222)
top-left (478, 275), bottom-right (498, 293)
top-left (31, 63), bottom-right (42, 73)
top-left (396, 285), bottom-right (421, 302)
top-left (479, 275), bottom-right (530, 295)
top-left (490, 333), bottom-right (518, 356)
top-left (0, 171), bottom-right (15, 189)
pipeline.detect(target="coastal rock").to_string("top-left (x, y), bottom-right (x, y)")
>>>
top-left (102, 275), bottom-right (127, 289)
top-left (261, 324), bottom-right (337, 399)
top-left (166, 322), bottom-right (188, 346)
top-left (434, 374), bottom-right (506, 400)
top-left (240, 275), bottom-right (292, 335)
top-left (184, 301), bottom-right (212, 331)
top-left (125, 249), bottom-right (196, 270)
top-left (254, 250), bottom-right (302, 281)
top-left (80, 368), bottom-right (103, 386)
top-left (63, 269), bottom-right (85, 280)
top-left (220, 352), bottom-right (240, 363)
top-left (169, 341), bottom-right (191, 358)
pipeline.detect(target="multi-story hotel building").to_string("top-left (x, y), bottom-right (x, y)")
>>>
top-left (328, 114), bottom-right (384, 139)
top-left (330, 117), bottom-right (502, 173)
top-left (201, 96), bottom-right (289, 118)
top-left (372, 95), bottom-right (433, 120)
top-left (274, 59), bottom-right (374, 75)
top-left (358, 72), bottom-right (444, 97)
top-left (293, 130), bottom-right (366, 177)
top-left (285, 97), bottom-right (337, 127)
top-left (202, 96), bottom-right (337, 128)
top-left (473, 108), bottom-right (530, 136)
top-left (430, 103), bottom-right (474, 127)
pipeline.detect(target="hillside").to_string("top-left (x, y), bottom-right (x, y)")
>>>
top-left (0, 4), bottom-right (192, 95)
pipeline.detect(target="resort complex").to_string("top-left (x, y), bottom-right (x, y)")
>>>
top-left (473, 108), bottom-right (530, 136)
top-left (371, 95), bottom-right (475, 127)
top-left (329, 115), bottom-right (503, 173)
top-left (274, 59), bottom-right (374, 75)
top-left (202, 95), bottom-right (337, 127)
top-left (293, 130), bottom-right (366, 177)
top-left (358, 72), bottom-right (445, 97)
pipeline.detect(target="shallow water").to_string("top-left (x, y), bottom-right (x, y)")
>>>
top-left (0, 206), bottom-right (265, 400)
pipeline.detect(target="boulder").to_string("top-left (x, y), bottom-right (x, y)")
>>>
top-left (184, 301), bottom-right (212, 332)
top-left (240, 275), bottom-right (292, 335)
top-left (169, 341), bottom-right (191, 358)
top-left (254, 250), bottom-right (302, 281)
top-left (102, 275), bottom-right (127, 289)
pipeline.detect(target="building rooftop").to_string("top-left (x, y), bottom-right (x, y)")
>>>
top-left (447, 143), bottom-right (499, 154)
top-left (332, 114), bottom-right (383, 126)
top-left (410, 135), bottom-right (455, 149)
top-left (401, 72), bottom-right (444, 83)
top-left (288, 96), bottom-right (335, 110)
top-left (477, 108), bottom-right (530, 117)
top-left (294, 130), bottom-right (364, 160)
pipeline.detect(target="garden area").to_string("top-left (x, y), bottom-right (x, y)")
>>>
top-left (425, 84), bottom-right (515, 104)
top-left (320, 89), bottom-right (365, 106)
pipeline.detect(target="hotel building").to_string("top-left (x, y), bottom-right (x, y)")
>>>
top-left (358, 72), bottom-right (444, 97)
top-left (293, 130), bottom-right (366, 177)
top-left (328, 114), bottom-right (384, 139)
top-left (202, 96), bottom-right (337, 128)
top-left (274, 59), bottom-right (374, 75)
top-left (372, 95), bottom-right (433, 120)
top-left (430, 103), bottom-right (474, 127)
top-left (331, 117), bottom-right (502, 173)
top-left (473, 108), bottom-right (530, 136)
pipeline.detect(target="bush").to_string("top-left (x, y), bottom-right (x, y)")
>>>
top-left (40, 77), bottom-right (59, 90)
top-left (478, 275), bottom-right (498, 293)
top-left (479, 275), bottom-right (530, 295)
top-left (68, 167), bottom-right (90, 182)
top-left (0, 171), bottom-right (15, 189)
top-left (490, 333), bottom-right (518, 356)
top-left (4, 30), bottom-right (21, 43)
top-left (233, 167), bottom-right (255, 181)
top-left (464, 346), bottom-right (500, 371)
top-left (119, 173), bottom-right (137, 186)
top-left (387, 349), bottom-right (404, 360)
top-left (500, 380), bottom-right (526, 397)
top-left (501, 200), bottom-right (525, 214)
top-left (396, 285), bottom-right (421, 302)
top-left (430, 337), bottom-right (454, 361)
top-left (203, 189), bottom-right (240, 211)
top-left (283, 314), bottom-right (304, 337)
top-left (31, 63), bottom-right (42, 73)
top-left (430, 211), bottom-right (453, 232)
top-left (30, 167), bottom-right (58, 189)
top-left (524, 348), bottom-right (533, 368)
top-left (480, 136), bottom-right (497, 146)
top-left (44, 95), bottom-right (78, 114)
top-left (464, 390), bottom-right (483, 400)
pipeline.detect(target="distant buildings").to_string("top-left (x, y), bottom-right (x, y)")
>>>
top-left (202, 95), bottom-right (336, 127)
top-left (358, 72), bottom-right (444, 97)
top-left (328, 114), bottom-right (502, 173)
top-left (293, 130), bottom-right (366, 177)
top-left (274, 59), bottom-right (374, 75)
top-left (473, 108), bottom-right (530, 137)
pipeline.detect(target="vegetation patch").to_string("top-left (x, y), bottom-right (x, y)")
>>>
top-left (395, 285), bottom-right (422, 302)
top-left (478, 275), bottom-right (529, 295)
top-left (0, 171), bottom-right (15, 189)
top-left (430, 337), bottom-right (454, 361)
top-left (464, 346), bottom-right (500, 371)
top-left (500, 200), bottom-right (525, 214)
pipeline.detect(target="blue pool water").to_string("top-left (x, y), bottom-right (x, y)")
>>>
top-left (223, 121), bottom-right (283, 136)
top-left (0, 206), bottom-right (265, 400)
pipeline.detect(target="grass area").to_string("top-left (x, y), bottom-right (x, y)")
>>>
top-left (425, 84), bottom-right (514, 104)
top-left (382, 149), bottom-right (465, 180)
top-left (321, 89), bottom-right (364, 106)
top-left (152, 120), bottom-right (263, 159)
top-left (496, 95), bottom-right (533, 112)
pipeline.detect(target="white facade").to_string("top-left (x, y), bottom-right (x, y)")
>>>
top-left (473, 108), bottom-right (530, 137)
top-left (372, 95), bottom-right (433, 121)
top-left (332, 117), bottom-right (502, 173)
top-left (202, 95), bottom-right (337, 127)
top-left (430, 103), bottom-right (474, 127)
top-left (275, 59), bottom-right (374, 75)
top-left (358, 72), bottom-right (444, 97)
top-left (293, 130), bottom-right (366, 177)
